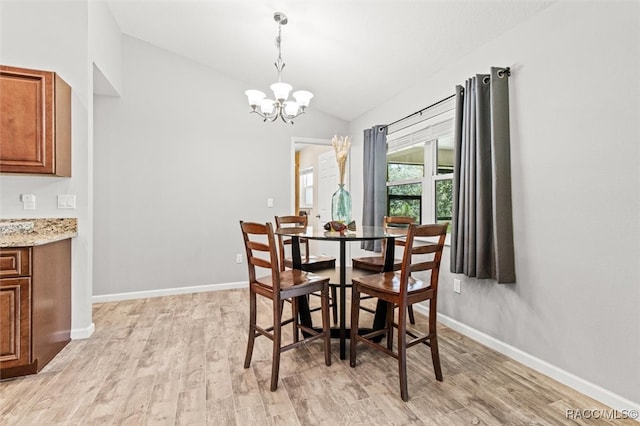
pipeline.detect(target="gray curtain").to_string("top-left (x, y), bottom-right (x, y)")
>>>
top-left (361, 125), bottom-right (387, 251)
top-left (451, 67), bottom-right (516, 283)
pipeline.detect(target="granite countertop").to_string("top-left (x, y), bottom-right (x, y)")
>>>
top-left (0, 218), bottom-right (77, 248)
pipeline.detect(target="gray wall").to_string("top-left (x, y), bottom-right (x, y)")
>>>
top-left (349, 1), bottom-right (639, 406)
top-left (93, 36), bottom-right (348, 296)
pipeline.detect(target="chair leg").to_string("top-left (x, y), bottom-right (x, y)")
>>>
top-left (321, 285), bottom-right (332, 366)
top-left (397, 305), bottom-right (409, 402)
top-left (244, 290), bottom-right (257, 369)
top-left (349, 286), bottom-right (361, 368)
top-left (386, 301), bottom-right (394, 351)
top-left (330, 285), bottom-right (338, 324)
top-left (292, 297), bottom-right (299, 343)
top-left (429, 299), bottom-right (443, 381)
top-left (430, 332), bottom-right (443, 382)
top-left (270, 300), bottom-right (283, 391)
top-left (408, 304), bottom-right (416, 325)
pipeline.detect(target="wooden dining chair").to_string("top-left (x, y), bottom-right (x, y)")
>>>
top-left (349, 223), bottom-right (448, 401)
top-left (240, 221), bottom-right (332, 391)
top-left (275, 215), bottom-right (338, 323)
top-left (275, 215), bottom-right (336, 271)
top-left (352, 216), bottom-right (417, 324)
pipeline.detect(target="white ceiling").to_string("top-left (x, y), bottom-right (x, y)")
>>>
top-left (106, 0), bottom-right (554, 121)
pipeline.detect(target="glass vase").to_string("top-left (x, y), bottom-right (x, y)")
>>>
top-left (331, 184), bottom-right (352, 224)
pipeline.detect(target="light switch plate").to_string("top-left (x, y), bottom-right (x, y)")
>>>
top-left (57, 194), bottom-right (76, 209)
top-left (453, 279), bottom-right (461, 294)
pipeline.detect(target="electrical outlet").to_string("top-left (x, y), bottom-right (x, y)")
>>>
top-left (21, 194), bottom-right (36, 210)
top-left (267, 198), bottom-right (274, 207)
top-left (453, 279), bottom-right (461, 294)
top-left (236, 253), bottom-right (242, 264)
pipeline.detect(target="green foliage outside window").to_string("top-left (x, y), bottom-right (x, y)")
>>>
top-left (387, 163), bottom-right (423, 181)
top-left (388, 198), bottom-right (421, 223)
top-left (435, 178), bottom-right (453, 232)
top-left (387, 163), bottom-right (423, 223)
top-left (388, 184), bottom-right (422, 223)
top-left (387, 183), bottom-right (421, 196)
top-left (435, 179), bottom-right (453, 221)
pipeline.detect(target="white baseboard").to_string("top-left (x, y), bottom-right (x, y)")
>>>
top-left (92, 281), bottom-right (247, 304)
top-left (71, 322), bottom-right (95, 340)
top-left (411, 304), bottom-right (640, 416)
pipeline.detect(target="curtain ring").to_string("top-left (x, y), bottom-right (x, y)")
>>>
top-left (482, 75), bottom-right (491, 85)
top-left (497, 67), bottom-right (511, 78)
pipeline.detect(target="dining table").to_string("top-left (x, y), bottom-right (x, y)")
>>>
top-left (275, 225), bottom-right (406, 359)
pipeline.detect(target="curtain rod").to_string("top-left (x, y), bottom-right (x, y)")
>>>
top-left (385, 94), bottom-right (456, 128)
top-left (384, 67), bottom-right (510, 129)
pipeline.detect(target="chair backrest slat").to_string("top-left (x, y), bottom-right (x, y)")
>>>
top-left (409, 260), bottom-right (438, 273)
top-left (251, 257), bottom-right (272, 269)
top-left (411, 243), bottom-right (440, 255)
top-left (384, 216), bottom-right (414, 227)
top-left (247, 241), bottom-right (270, 252)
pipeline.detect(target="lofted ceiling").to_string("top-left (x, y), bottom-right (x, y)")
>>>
top-left (106, 0), bottom-right (554, 122)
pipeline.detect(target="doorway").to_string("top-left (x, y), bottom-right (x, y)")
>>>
top-left (290, 137), bottom-right (350, 263)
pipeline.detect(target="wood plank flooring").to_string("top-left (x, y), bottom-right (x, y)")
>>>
top-left (0, 288), bottom-right (633, 425)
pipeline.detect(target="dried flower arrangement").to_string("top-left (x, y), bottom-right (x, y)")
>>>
top-left (331, 134), bottom-right (351, 186)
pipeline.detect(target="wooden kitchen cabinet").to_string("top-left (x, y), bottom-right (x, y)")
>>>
top-left (0, 239), bottom-right (71, 378)
top-left (0, 65), bottom-right (71, 176)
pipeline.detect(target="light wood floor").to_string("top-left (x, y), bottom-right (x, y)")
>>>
top-left (0, 288), bottom-right (631, 425)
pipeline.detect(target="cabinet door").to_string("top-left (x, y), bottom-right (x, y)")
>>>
top-left (0, 248), bottom-right (31, 278)
top-left (0, 65), bottom-right (71, 176)
top-left (0, 278), bottom-right (31, 368)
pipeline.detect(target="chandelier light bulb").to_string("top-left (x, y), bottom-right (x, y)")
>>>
top-left (284, 101), bottom-right (299, 116)
top-left (293, 90), bottom-right (313, 108)
top-left (245, 90), bottom-right (266, 107)
top-left (270, 82), bottom-right (293, 101)
top-left (260, 99), bottom-right (275, 114)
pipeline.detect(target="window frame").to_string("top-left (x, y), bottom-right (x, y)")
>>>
top-left (299, 166), bottom-right (314, 208)
top-left (386, 176), bottom-right (423, 223)
top-left (385, 97), bottom-right (455, 239)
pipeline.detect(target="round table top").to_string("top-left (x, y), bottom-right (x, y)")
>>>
top-left (275, 225), bottom-right (406, 241)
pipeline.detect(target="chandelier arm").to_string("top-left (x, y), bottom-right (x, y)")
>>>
top-left (249, 109), bottom-right (279, 122)
top-left (286, 110), bottom-right (306, 120)
top-left (279, 112), bottom-right (293, 124)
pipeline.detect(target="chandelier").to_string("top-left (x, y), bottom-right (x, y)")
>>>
top-left (245, 12), bottom-right (313, 124)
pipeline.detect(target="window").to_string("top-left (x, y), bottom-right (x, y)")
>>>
top-left (386, 97), bottom-right (455, 229)
top-left (434, 133), bottom-right (454, 229)
top-left (387, 145), bottom-right (424, 223)
top-left (299, 167), bottom-right (313, 208)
